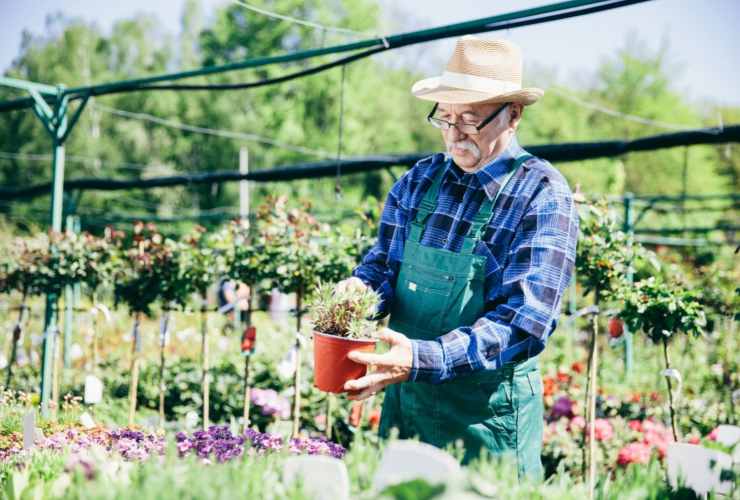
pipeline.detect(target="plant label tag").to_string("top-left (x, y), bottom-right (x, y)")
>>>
top-left (84, 374), bottom-right (103, 404)
top-left (79, 412), bottom-right (96, 429)
top-left (241, 326), bottom-right (257, 356)
top-left (22, 411), bottom-right (36, 449)
top-left (283, 456), bottom-right (349, 500)
top-left (372, 440), bottom-right (461, 492)
top-left (408, 282), bottom-right (417, 292)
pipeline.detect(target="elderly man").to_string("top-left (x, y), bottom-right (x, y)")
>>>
top-left (335, 36), bottom-right (578, 478)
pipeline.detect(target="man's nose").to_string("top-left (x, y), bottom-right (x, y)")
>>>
top-left (447, 123), bottom-right (466, 141)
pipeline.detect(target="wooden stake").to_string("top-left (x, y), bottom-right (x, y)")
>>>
top-left (128, 313), bottom-right (141, 427)
top-left (292, 287), bottom-right (303, 438)
top-left (201, 305), bottom-right (210, 431)
top-left (5, 296), bottom-right (26, 387)
top-left (586, 294), bottom-right (600, 500)
top-left (158, 311), bottom-right (170, 429)
top-left (662, 338), bottom-right (680, 441)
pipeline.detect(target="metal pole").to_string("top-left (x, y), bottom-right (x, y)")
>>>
top-left (40, 140), bottom-right (65, 417)
top-left (239, 147), bottom-right (249, 221)
top-left (622, 193), bottom-right (634, 376)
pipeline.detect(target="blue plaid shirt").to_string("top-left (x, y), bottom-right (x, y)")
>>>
top-left (352, 136), bottom-right (579, 384)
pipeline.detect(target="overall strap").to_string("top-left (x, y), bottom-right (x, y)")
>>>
top-left (409, 163), bottom-right (447, 242)
top-left (460, 154), bottom-right (533, 253)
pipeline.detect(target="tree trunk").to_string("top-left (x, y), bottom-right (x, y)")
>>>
top-left (128, 313), bottom-right (141, 427)
top-left (292, 287), bottom-right (303, 438)
top-left (585, 291), bottom-right (600, 499)
top-left (662, 338), bottom-right (679, 441)
top-left (5, 294), bottom-right (26, 387)
top-left (158, 311), bottom-right (170, 429)
top-left (201, 304), bottom-right (210, 431)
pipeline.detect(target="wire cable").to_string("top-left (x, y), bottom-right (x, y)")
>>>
top-left (549, 87), bottom-right (724, 135)
top-left (231, 0), bottom-right (371, 37)
top-left (92, 104), bottom-right (333, 157)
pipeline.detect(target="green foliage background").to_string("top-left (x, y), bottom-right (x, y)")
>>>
top-left (0, 0), bottom-right (737, 236)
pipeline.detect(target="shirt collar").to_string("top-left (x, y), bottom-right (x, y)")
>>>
top-left (443, 135), bottom-right (524, 201)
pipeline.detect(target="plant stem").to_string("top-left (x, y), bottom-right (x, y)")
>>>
top-left (5, 294), bottom-right (26, 387)
top-left (128, 312), bottom-right (141, 427)
top-left (662, 338), bottom-right (679, 442)
top-left (201, 304), bottom-right (209, 431)
top-left (158, 310), bottom-right (170, 430)
top-left (292, 286), bottom-right (303, 438)
top-left (586, 291), bottom-right (599, 500)
top-left (242, 288), bottom-right (253, 432)
top-left (326, 394), bottom-right (334, 439)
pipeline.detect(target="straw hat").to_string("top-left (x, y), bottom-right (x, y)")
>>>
top-left (411, 36), bottom-right (543, 106)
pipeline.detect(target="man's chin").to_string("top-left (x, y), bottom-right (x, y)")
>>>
top-left (451, 153), bottom-right (478, 172)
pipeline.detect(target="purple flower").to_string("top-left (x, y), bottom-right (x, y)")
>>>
top-left (250, 389), bottom-right (291, 419)
top-left (551, 396), bottom-right (575, 420)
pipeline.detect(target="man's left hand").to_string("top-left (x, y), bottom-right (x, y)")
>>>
top-left (344, 328), bottom-right (413, 400)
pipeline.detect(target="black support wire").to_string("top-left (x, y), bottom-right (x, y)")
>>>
top-left (2, 125), bottom-right (739, 201)
top-left (0, 0), bottom-right (653, 111)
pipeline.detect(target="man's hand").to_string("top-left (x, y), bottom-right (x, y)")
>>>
top-left (344, 328), bottom-right (412, 400)
top-left (333, 276), bottom-right (368, 295)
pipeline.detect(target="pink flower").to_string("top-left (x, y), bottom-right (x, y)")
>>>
top-left (708, 427), bottom-right (719, 441)
top-left (617, 442), bottom-right (652, 466)
top-left (593, 419), bottom-right (613, 441)
top-left (569, 416), bottom-right (586, 432)
top-left (688, 436), bottom-right (700, 445)
top-left (628, 420), bottom-right (643, 432)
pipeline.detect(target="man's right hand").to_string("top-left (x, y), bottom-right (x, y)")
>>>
top-left (333, 276), bottom-right (368, 295)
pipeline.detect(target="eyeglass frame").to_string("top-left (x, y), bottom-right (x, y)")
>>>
top-left (426, 102), bottom-right (510, 135)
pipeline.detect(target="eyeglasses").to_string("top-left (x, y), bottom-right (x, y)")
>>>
top-left (427, 102), bottom-right (509, 135)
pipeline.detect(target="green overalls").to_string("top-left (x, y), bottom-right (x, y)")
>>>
top-left (379, 154), bottom-right (544, 479)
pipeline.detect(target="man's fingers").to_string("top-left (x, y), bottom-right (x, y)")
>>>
top-left (343, 371), bottom-right (388, 392)
top-left (378, 328), bottom-right (407, 346)
top-left (347, 383), bottom-right (384, 401)
top-left (347, 350), bottom-right (395, 367)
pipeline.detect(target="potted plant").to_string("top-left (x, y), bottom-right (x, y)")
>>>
top-left (308, 281), bottom-right (380, 394)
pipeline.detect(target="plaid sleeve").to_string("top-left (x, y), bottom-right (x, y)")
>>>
top-left (409, 179), bottom-right (579, 384)
top-left (351, 174), bottom-right (409, 317)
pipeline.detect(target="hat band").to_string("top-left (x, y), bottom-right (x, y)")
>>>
top-left (440, 71), bottom-right (521, 95)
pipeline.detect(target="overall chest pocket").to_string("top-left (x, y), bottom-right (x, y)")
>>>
top-left (393, 264), bottom-right (455, 335)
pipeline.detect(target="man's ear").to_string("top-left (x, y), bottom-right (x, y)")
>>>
top-left (509, 103), bottom-right (524, 129)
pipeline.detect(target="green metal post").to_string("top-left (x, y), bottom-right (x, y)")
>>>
top-left (40, 140), bottom-right (65, 417)
top-left (622, 193), bottom-right (634, 376)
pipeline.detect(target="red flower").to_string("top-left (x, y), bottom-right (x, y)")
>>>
top-left (556, 371), bottom-right (570, 383)
top-left (368, 409), bottom-right (381, 430)
top-left (628, 420), bottom-right (643, 432)
top-left (543, 376), bottom-right (557, 397)
top-left (688, 436), bottom-right (700, 445)
top-left (608, 317), bottom-right (624, 338)
top-left (571, 362), bottom-right (584, 374)
top-left (617, 442), bottom-right (652, 466)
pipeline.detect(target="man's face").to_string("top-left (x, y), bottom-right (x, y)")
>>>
top-left (436, 102), bottom-right (517, 172)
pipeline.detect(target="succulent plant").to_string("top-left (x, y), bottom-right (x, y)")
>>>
top-left (308, 281), bottom-right (380, 339)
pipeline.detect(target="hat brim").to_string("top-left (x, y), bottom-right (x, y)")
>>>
top-left (412, 76), bottom-right (543, 105)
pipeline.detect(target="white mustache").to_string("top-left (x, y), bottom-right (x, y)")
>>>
top-left (447, 140), bottom-right (481, 160)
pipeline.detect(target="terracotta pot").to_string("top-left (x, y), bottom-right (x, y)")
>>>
top-left (313, 331), bottom-right (378, 393)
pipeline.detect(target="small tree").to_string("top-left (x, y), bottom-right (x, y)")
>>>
top-left (575, 203), bottom-right (633, 493)
top-left (114, 222), bottom-right (185, 426)
top-left (180, 225), bottom-right (223, 430)
top-left (617, 277), bottom-right (706, 440)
